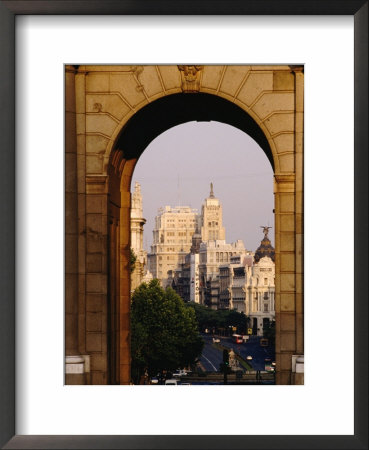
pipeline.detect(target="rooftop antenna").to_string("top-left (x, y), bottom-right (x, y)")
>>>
top-left (210, 182), bottom-right (215, 198)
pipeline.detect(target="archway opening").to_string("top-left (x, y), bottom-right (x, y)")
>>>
top-left (108, 93), bottom-right (276, 384)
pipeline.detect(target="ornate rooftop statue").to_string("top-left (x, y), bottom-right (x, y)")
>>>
top-left (260, 225), bottom-right (272, 238)
top-left (255, 226), bottom-right (275, 263)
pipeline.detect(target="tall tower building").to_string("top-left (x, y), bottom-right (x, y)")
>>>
top-left (130, 181), bottom-right (147, 291)
top-left (189, 224), bottom-right (202, 303)
top-left (201, 182), bottom-right (226, 242)
top-left (148, 205), bottom-right (200, 287)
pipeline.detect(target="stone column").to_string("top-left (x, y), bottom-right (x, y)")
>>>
top-left (119, 200), bottom-right (131, 384)
top-left (119, 161), bottom-right (136, 384)
top-left (75, 71), bottom-right (87, 359)
top-left (65, 66), bottom-right (92, 384)
top-left (85, 176), bottom-right (109, 384)
top-left (274, 173), bottom-right (296, 384)
top-left (65, 66), bottom-right (79, 358)
top-left (294, 68), bottom-right (304, 356)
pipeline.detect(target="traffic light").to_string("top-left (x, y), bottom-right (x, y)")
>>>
top-left (223, 349), bottom-right (229, 366)
top-left (222, 349), bottom-right (230, 385)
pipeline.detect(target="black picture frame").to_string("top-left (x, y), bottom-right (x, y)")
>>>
top-left (0, 1), bottom-right (367, 449)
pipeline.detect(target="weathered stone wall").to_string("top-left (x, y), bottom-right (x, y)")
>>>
top-left (65, 65), bottom-right (304, 385)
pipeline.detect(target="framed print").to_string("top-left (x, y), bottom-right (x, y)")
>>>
top-left (0, 1), bottom-right (367, 449)
top-left (64, 62), bottom-right (301, 388)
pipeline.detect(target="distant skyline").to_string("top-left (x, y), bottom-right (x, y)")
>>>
top-left (132, 121), bottom-right (274, 253)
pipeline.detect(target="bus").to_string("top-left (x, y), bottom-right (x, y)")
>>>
top-left (264, 358), bottom-right (274, 372)
top-left (232, 334), bottom-right (243, 344)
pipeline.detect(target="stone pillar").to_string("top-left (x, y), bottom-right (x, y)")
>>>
top-left (75, 71), bottom-right (87, 359)
top-left (65, 66), bottom-right (79, 358)
top-left (119, 204), bottom-right (131, 384)
top-left (294, 68), bottom-right (304, 357)
top-left (274, 174), bottom-right (296, 384)
top-left (119, 162), bottom-right (135, 384)
top-left (85, 176), bottom-right (109, 384)
top-left (65, 67), bottom-right (93, 384)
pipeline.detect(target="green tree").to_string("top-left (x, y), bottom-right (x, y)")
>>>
top-left (186, 302), bottom-right (248, 335)
top-left (131, 279), bottom-right (204, 383)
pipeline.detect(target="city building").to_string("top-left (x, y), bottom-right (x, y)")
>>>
top-left (147, 205), bottom-right (200, 287)
top-left (130, 182), bottom-right (148, 291)
top-left (219, 254), bottom-right (254, 310)
top-left (145, 185), bottom-right (275, 336)
top-left (200, 183), bottom-right (226, 242)
top-left (198, 239), bottom-right (249, 308)
top-left (218, 229), bottom-right (275, 335)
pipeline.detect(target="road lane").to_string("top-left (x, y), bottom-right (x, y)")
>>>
top-left (220, 336), bottom-right (275, 371)
top-left (201, 354), bottom-right (217, 371)
top-left (198, 334), bottom-right (275, 373)
top-left (199, 335), bottom-right (223, 371)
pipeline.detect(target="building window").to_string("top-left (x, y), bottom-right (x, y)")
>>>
top-left (264, 304), bottom-right (269, 312)
top-left (264, 278), bottom-right (268, 286)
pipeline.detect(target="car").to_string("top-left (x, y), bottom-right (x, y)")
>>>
top-left (173, 369), bottom-right (187, 377)
top-left (246, 355), bottom-right (253, 361)
top-left (150, 377), bottom-right (159, 384)
top-left (212, 338), bottom-right (220, 343)
top-left (180, 382), bottom-right (191, 386)
top-left (165, 379), bottom-right (178, 385)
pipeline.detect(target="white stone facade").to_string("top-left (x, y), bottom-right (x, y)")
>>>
top-left (190, 253), bottom-right (200, 303)
top-left (219, 255), bottom-right (275, 335)
top-left (198, 239), bottom-right (250, 307)
top-left (201, 183), bottom-right (226, 242)
top-left (130, 182), bottom-right (147, 291)
top-left (147, 205), bottom-right (200, 287)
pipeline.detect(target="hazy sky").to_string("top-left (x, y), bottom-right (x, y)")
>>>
top-left (132, 121), bottom-right (274, 252)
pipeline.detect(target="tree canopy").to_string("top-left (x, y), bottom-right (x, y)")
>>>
top-left (185, 302), bottom-right (249, 335)
top-left (131, 279), bottom-right (204, 383)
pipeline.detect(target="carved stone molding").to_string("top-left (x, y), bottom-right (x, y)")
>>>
top-left (178, 65), bottom-right (203, 92)
top-left (131, 65), bottom-right (145, 92)
top-left (86, 175), bottom-right (108, 194)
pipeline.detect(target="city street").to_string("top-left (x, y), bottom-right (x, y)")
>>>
top-left (199, 334), bottom-right (275, 372)
top-left (220, 335), bottom-right (275, 371)
top-left (199, 334), bottom-right (223, 371)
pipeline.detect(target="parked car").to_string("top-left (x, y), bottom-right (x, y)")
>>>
top-left (246, 355), bottom-right (253, 361)
top-left (173, 369), bottom-right (187, 377)
top-left (212, 337), bottom-right (220, 343)
top-left (150, 377), bottom-right (159, 384)
top-left (165, 379), bottom-right (178, 385)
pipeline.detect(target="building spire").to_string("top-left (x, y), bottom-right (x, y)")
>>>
top-left (210, 182), bottom-right (214, 198)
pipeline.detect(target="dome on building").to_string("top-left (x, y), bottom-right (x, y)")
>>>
top-left (254, 226), bottom-right (275, 263)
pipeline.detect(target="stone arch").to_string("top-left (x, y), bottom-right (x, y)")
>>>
top-left (65, 65), bottom-right (303, 385)
top-left (107, 92), bottom-right (279, 173)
